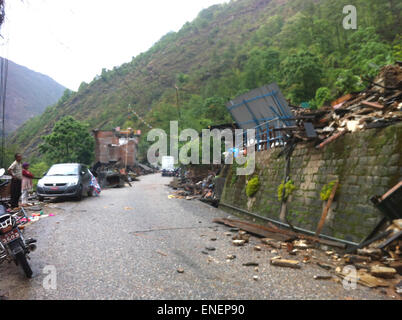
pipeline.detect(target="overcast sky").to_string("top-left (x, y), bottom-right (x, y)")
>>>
top-left (0, 0), bottom-right (229, 90)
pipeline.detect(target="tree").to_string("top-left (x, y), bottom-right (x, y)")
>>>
top-left (335, 69), bottom-right (365, 95)
top-left (242, 47), bottom-right (280, 90)
top-left (203, 96), bottom-right (231, 124)
top-left (281, 50), bottom-right (323, 104)
top-left (312, 87), bottom-right (333, 109)
top-left (39, 116), bottom-right (95, 164)
top-left (59, 89), bottom-right (74, 104)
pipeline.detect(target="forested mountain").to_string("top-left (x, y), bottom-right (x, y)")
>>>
top-left (9, 0), bottom-right (402, 162)
top-left (2, 59), bottom-right (66, 133)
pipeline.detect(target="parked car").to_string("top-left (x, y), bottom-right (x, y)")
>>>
top-left (161, 168), bottom-right (174, 177)
top-left (36, 163), bottom-right (93, 201)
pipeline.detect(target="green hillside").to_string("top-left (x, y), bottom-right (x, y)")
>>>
top-left (8, 0), bottom-right (402, 163)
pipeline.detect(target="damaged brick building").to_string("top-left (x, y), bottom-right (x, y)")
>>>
top-left (93, 128), bottom-right (140, 168)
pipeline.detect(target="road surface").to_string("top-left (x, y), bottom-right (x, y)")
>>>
top-left (0, 174), bottom-right (391, 300)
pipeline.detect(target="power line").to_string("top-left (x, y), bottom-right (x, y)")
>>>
top-left (128, 104), bottom-right (152, 129)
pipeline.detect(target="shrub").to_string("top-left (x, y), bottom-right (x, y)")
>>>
top-left (320, 180), bottom-right (339, 201)
top-left (277, 180), bottom-right (296, 202)
top-left (246, 176), bottom-right (260, 197)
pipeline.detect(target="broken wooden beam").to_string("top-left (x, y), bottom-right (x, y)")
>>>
top-left (315, 130), bottom-right (347, 149)
top-left (331, 93), bottom-right (353, 108)
top-left (316, 181), bottom-right (339, 236)
top-left (361, 101), bottom-right (384, 109)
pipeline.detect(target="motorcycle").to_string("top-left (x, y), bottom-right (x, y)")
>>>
top-left (0, 168), bottom-right (36, 278)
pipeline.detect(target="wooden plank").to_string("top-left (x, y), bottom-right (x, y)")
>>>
top-left (331, 93), bottom-right (353, 107)
top-left (213, 217), bottom-right (346, 248)
top-left (361, 101), bottom-right (384, 109)
top-left (316, 181), bottom-right (339, 236)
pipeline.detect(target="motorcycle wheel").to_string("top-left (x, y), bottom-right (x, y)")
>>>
top-left (16, 252), bottom-right (33, 278)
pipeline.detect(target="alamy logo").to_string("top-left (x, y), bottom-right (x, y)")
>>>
top-left (43, 265), bottom-right (57, 290)
top-left (343, 5), bottom-right (357, 30)
top-left (147, 121), bottom-right (255, 176)
top-left (342, 265), bottom-right (357, 290)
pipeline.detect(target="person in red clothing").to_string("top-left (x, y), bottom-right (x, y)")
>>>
top-left (21, 162), bottom-right (35, 206)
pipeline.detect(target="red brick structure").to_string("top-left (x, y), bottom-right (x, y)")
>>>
top-left (93, 128), bottom-right (140, 167)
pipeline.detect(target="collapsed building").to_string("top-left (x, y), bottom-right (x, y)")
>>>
top-left (92, 128), bottom-right (141, 187)
top-left (93, 127), bottom-right (140, 167)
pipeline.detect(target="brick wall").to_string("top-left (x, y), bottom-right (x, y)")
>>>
top-left (93, 130), bottom-right (138, 166)
top-left (220, 122), bottom-right (402, 243)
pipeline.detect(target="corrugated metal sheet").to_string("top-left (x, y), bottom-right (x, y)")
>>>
top-left (226, 83), bottom-right (294, 130)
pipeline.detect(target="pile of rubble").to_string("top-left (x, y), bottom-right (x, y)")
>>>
top-left (214, 217), bottom-right (402, 296)
top-left (287, 64), bottom-right (402, 147)
top-left (336, 219), bottom-right (402, 291)
top-left (92, 161), bottom-right (156, 188)
top-left (168, 167), bottom-right (223, 206)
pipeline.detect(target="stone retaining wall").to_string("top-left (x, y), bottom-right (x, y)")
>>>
top-left (220, 122), bottom-right (402, 243)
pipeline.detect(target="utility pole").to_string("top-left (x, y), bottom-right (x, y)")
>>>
top-left (0, 57), bottom-right (8, 168)
top-left (175, 85), bottom-right (181, 121)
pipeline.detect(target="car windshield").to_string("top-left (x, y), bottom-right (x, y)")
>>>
top-left (46, 164), bottom-right (79, 176)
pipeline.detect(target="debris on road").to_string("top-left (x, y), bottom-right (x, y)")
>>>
top-left (344, 254), bottom-right (371, 264)
top-left (242, 262), bottom-right (259, 267)
top-left (335, 268), bottom-right (389, 288)
top-left (270, 258), bottom-right (301, 269)
top-left (167, 167), bottom-right (222, 206)
top-left (213, 217), bottom-right (345, 247)
top-left (314, 275), bottom-right (332, 280)
top-left (232, 240), bottom-right (246, 246)
top-left (370, 265), bottom-right (397, 279)
top-left (232, 230), bottom-right (250, 243)
top-left (395, 281), bottom-right (402, 294)
top-left (213, 214), bottom-right (400, 297)
top-left (156, 250), bottom-right (168, 257)
top-left (293, 239), bottom-right (313, 249)
top-left (261, 238), bottom-right (281, 249)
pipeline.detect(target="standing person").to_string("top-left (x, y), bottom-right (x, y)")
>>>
top-left (8, 153), bottom-right (23, 209)
top-left (21, 162), bottom-right (35, 206)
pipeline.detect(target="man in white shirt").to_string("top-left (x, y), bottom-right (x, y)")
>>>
top-left (8, 153), bottom-right (23, 209)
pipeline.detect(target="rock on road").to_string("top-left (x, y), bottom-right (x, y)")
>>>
top-left (0, 174), bottom-right (389, 300)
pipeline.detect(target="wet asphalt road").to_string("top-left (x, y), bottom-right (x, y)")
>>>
top-left (0, 174), bottom-right (390, 300)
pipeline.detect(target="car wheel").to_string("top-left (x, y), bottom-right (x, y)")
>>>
top-left (87, 188), bottom-right (93, 197)
top-left (75, 185), bottom-right (83, 201)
